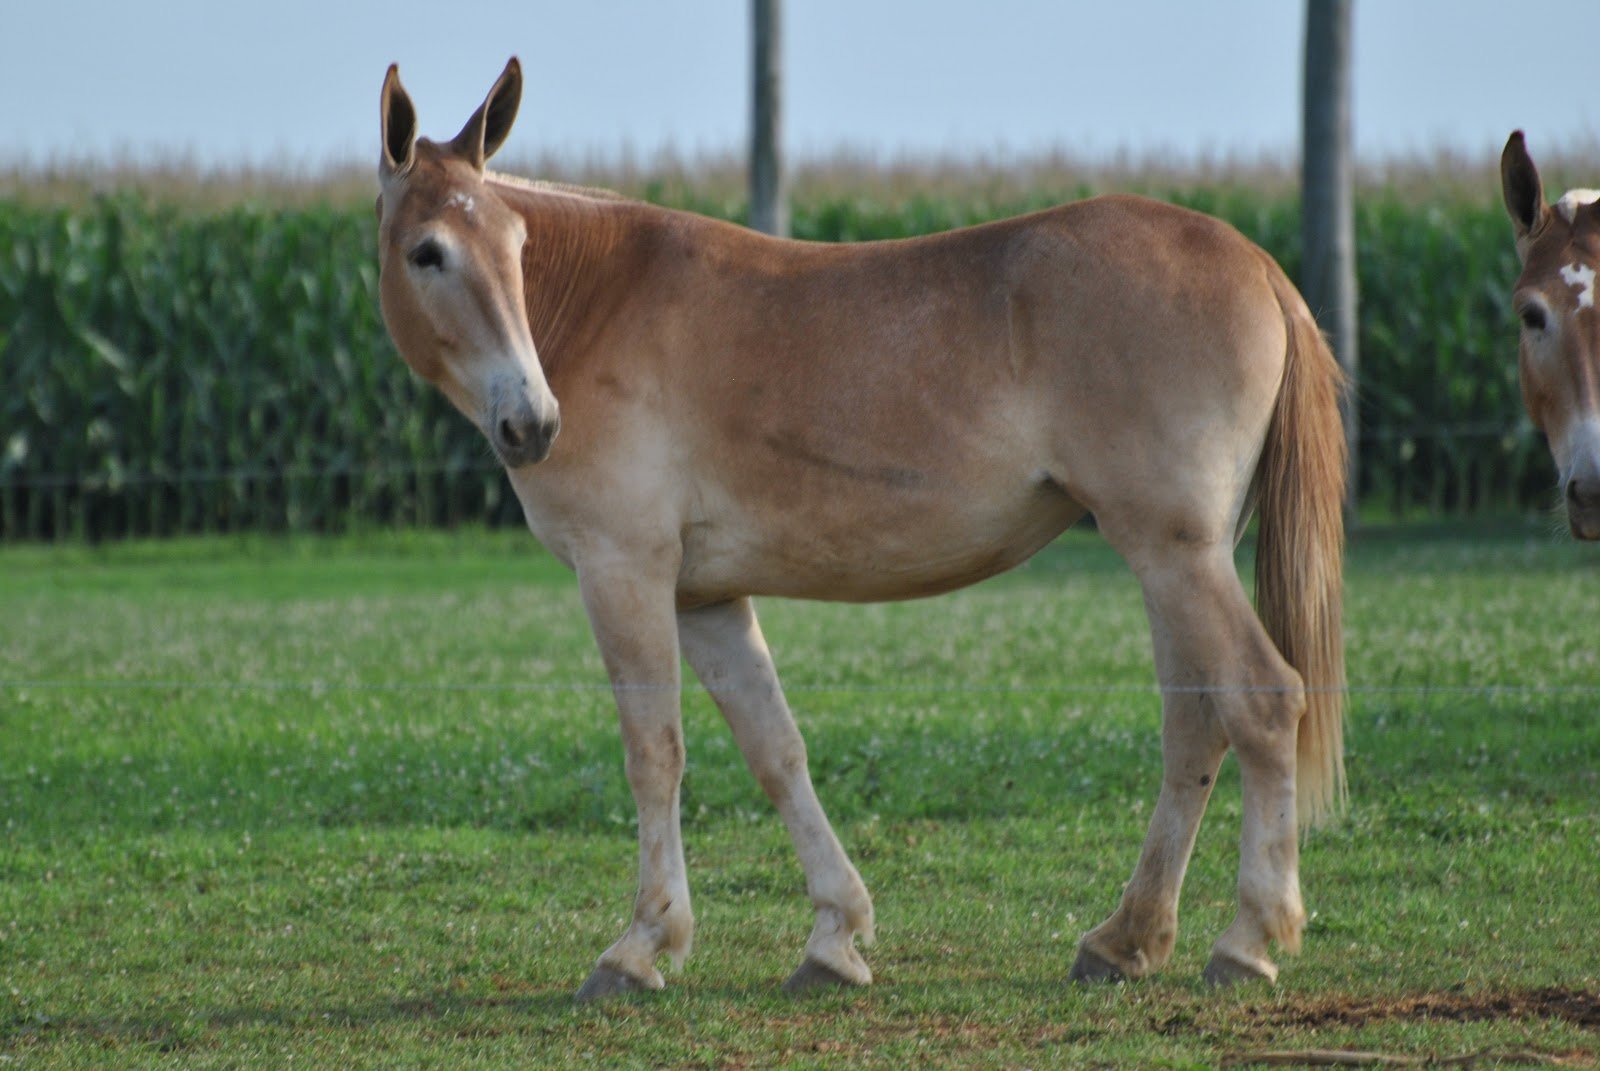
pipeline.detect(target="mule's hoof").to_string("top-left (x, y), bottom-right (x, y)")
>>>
top-left (575, 963), bottom-right (656, 1002)
top-left (783, 957), bottom-right (863, 995)
top-left (1068, 946), bottom-right (1127, 984)
top-left (1201, 951), bottom-right (1275, 988)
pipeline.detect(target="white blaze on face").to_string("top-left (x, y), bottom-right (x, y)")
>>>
top-left (445, 191), bottom-right (476, 216)
top-left (1559, 414), bottom-right (1600, 487)
top-left (1560, 262), bottom-right (1596, 311)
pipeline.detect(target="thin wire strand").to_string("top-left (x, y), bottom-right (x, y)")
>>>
top-left (0, 420), bottom-right (1542, 493)
top-left (0, 457), bottom-right (502, 492)
top-left (1, 676), bottom-right (1596, 697)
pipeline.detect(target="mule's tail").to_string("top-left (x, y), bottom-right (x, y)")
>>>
top-left (1255, 262), bottom-right (1349, 829)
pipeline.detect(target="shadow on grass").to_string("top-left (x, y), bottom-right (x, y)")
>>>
top-left (12, 977), bottom-right (1599, 1060)
top-left (0, 972), bottom-right (1129, 1055)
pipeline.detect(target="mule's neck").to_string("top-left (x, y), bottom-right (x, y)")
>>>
top-left (490, 178), bottom-right (661, 378)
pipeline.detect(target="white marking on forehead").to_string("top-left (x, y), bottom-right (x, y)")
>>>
top-left (444, 191), bottom-right (476, 216)
top-left (1560, 262), bottom-right (1596, 310)
top-left (1556, 189), bottom-right (1600, 224)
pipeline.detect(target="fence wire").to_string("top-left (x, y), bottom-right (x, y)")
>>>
top-left (0, 420), bottom-right (1543, 495)
top-left (2, 676), bottom-right (1596, 698)
top-left (0, 456), bottom-right (501, 492)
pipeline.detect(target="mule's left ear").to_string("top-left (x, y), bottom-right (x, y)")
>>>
top-left (1501, 130), bottom-right (1544, 247)
top-left (450, 56), bottom-right (522, 171)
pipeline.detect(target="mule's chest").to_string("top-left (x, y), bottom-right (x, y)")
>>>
top-left (504, 471), bottom-right (581, 571)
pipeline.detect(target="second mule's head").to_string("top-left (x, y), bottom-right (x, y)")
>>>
top-left (376, 57), bottom-right (559, 467)
top-left (1502, 131), bottom-right (1600, 539)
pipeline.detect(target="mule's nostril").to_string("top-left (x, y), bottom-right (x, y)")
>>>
top-left (1569, 477), bottom-right (1600, 512)
top-left (498, 417), bottom-right (524, 447)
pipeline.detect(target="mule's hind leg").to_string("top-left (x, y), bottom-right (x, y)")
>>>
top-left (679, 598), bottom-right (874, 992)
top-left (1073, 543), bottom-right (1306, 984)
top-left (1070, 656), bottom-right (1229, 982)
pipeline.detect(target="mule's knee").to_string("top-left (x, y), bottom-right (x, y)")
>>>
top-left (623, 724), bottom-right (687, 798)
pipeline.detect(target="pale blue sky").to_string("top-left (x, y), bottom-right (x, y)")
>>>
top-left (2, 1), bottom-right (1594, 170)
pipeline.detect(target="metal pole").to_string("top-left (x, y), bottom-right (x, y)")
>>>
top-left (1302, 0), bottom-right (1358, 515)
top-left (749, 0), bottom-right (788, 237)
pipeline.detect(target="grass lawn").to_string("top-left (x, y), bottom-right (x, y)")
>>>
top-left (1, 523), bottom-right (1597, 1069)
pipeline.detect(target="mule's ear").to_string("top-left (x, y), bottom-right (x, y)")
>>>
top-left (380, 64), bottom-right (417, 178)
top-left (450, 56), bottom-right (522, 171)
top-left (1501, 130), bottom-right (1544, 244)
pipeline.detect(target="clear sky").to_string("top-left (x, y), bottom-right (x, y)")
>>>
top-left (3, 1), bottom-right (1596, 172)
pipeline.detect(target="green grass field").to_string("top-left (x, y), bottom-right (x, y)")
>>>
top-left (2, 524), bottom-right (1597, 1069)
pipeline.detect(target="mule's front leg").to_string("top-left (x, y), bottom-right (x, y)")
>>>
top-left (574, 560), bottom-right (694, 1001)
top-left (678, 598), bottom-right (874, 993)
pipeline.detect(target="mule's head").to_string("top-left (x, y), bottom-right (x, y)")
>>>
top-left (377, 58), bottom-right (559, 467)
top-left (1502, 131), bottom-right (1600, 539)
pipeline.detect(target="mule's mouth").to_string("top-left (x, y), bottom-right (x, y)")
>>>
top-left (1566, 478), bottom-right (1600, 540)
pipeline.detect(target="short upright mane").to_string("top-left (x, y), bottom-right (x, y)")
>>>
top-left (486, 170), bottom-right (635, 204)
top-left (1555, 188), bottom-right (1600, 225)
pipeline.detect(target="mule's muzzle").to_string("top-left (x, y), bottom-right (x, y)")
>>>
top-left (489, 397), bottom-right (560, 467)
top-left (1566, 474), bottom-right (1600, 540)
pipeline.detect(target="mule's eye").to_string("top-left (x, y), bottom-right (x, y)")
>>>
top-left (1517, 303), bottom-right (1549, 333)
top-left (408, 239), bottom-right (446, 272)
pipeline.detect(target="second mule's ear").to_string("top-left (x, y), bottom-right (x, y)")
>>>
top-left (1501, 130), bottom-right (1544, 246)
top-left (450, 57), bottom-right (522, 171)
top-left (380, 64), bottom-right (417, 178)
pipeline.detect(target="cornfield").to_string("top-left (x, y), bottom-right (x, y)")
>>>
top-left (0, 184), bottom-right (1535, 541)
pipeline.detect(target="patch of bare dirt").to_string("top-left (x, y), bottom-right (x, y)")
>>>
top-left (1252, 987), bottom-right (1600, 1031)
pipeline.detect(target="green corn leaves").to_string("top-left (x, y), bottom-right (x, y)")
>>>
top-left (0, 196), bottom-right (512, 540)
top-left (0, 188), bottom-right (1537, 541)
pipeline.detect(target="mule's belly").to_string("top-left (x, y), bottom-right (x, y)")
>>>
top-left (675, 475), bottom-right (1085, 606)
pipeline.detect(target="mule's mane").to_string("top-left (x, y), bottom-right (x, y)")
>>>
top-left (486, 170), bottom-right (635, 204)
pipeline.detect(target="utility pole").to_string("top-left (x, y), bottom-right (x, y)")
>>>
top-left (749, 0), bottom-right (788, 237)
top-left (1302, 0), bottom-right (1358, 516)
